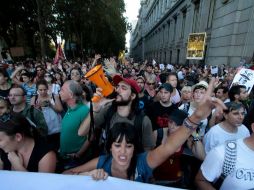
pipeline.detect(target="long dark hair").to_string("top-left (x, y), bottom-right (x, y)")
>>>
top-left (106, 122), bottom-right (138, 179)
top-left (0, 113), bottom-right (40, 139)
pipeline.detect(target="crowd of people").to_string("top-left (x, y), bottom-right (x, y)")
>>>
top-left (0, 56), bottom-right (253, 190)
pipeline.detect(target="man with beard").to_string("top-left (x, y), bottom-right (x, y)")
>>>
top-left (136, 76), bottom-right (153, 111)
top-left (93, 75), bottom-right (155, 153)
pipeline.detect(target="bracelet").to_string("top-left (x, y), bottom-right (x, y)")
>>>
top-left (183, 118), bottom-right (198, 131)
top-left (193, 136), bottom-right (201, 142)
top-left (187, 117), bottom-right (200, 126)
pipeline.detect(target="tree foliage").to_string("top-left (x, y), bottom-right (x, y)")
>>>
top-left (0, 0), bottom-right (128, 59)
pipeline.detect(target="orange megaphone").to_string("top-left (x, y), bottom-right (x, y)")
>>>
top-left (85, 64), bottom-right (114, 102)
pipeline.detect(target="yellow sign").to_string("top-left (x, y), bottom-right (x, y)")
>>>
top-left (186, 32), bottom-right (206, 60)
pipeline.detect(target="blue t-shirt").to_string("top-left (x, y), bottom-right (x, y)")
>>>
top-left (21, 83), bottom-right (36, 104)
top-left (97, 152), bottom-right (153, 183)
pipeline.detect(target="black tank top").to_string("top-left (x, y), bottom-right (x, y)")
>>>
top-left (1, 138), bottom-right (52, 172)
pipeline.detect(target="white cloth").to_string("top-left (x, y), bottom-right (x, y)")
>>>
top-left (170, 89), bottom-right (181, 104)
top-left (201, 138), bottom-right (254, 190)
top-left (186, 105), bottom-right (208, 137)
top-left (204, 123), bottom-right (250, 154)
top-left (0, 171), bottom-right (177, 190)
top-left (177, 71), bottom-right (184, 80)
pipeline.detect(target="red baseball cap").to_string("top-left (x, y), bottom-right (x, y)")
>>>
top-left (113, 75), bottom-right (141, 93)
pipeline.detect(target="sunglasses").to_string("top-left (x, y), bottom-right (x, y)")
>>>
top-left (147, 82), bottom-right (155, 85)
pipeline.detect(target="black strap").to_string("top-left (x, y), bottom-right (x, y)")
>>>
top-left (133, 111), bottom-right (145, 153)
top-left (156, 128), bottom-right (164, 146)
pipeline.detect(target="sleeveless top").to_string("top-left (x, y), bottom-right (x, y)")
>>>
top-left (1, 138), bottom-right (52, 172)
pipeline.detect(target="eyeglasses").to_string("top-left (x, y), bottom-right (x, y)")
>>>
top-left (147, 82), bottom-right (155, 85)
top-left (8, 94), bottom-right (24, 98)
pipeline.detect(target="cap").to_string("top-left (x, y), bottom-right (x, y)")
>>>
top-left (113, 75), bottom-right (141, 93)
top-left (192, 81), bottom-right (208, 91)
top-left (168, 110), bottom-right (188, 126)
top-left (159, 83), bottom-right (173, 93)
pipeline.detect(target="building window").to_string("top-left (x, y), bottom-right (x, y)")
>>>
top-left (167, 21), bottom-right (171, 42)
top-left (169, 50), bottom-right (172, 64)
top-left (192, 2), bottom-right (200, 32)
top-left (173, 16), bottom-right (177, 41)
top-left (162, 26), bottom-right (165, 46)
top-left (207, 0), bottom-right (216, 28)
top-left (181, 10), bottom-right (186, 38)
top-left (176, 49), bottom-right (180, 65)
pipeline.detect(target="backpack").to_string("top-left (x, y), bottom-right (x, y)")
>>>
top-left (100, 105), bottom-right (146, 154)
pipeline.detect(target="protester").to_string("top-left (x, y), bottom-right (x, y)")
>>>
top-left (64, 78), bottom-right (226, 183)
top-left (166, 72), bottom-right (181, 105)
top-left (8, 86), bottom-right (48, 136)
top-left (144, 76), bottom-right (157, 101)
top-left (59, 80), bottom-right (90, 169)
top-left (204, 102), bottom-right (250, 154)
top-left (91, 75), bottom-right (155, 154)
top-left (31, 80), bottom-right (63, 150)
top-left (0, 68), bottom-right (13, 98)
top-left (135, 76), bottom-right (152, 111)
top-left (0, 114), bottom-right (56, 172)
top-left (0, 98), bottom-right (10, 116)
top-left (11, 66), bottom-right (36, 104)
top-left (195, 105), bottom-right (254, 189)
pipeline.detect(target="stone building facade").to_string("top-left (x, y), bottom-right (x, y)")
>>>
top-left (130, 0), bottom-right (254, 67)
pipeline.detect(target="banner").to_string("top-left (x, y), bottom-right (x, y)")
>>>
top-left (210, 66), bottom-right (218, 75)
top-left (186, 33), bottom-right (206, 60)
top-left (231, 68), bottom-right (254, 93)
top-left (53, 44), bottom-right (66, 64)
top-left (0, 171), bottom-right (182, 190)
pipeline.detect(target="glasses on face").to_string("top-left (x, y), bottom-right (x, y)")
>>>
top-left (8, 94), bottom-right (24, 98)
top-left (147, 82), bottom-right (155, 85)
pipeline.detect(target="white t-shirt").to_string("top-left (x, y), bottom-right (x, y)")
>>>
top-left (170, 89), bottom-right (181, 104)
top-left (204, 123), bottom-right (250, 154)
top-left (201, 138), bottom-right (254, 190)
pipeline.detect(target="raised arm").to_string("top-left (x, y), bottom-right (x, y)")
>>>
top-left (10, 66), bottom-right (24, 86)
top-left (147, 78), bottom-right (227, 169)
top-left (51, 95), bottom-right (63, 113)
top-left (78, 114), bottom-right (91, 136)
